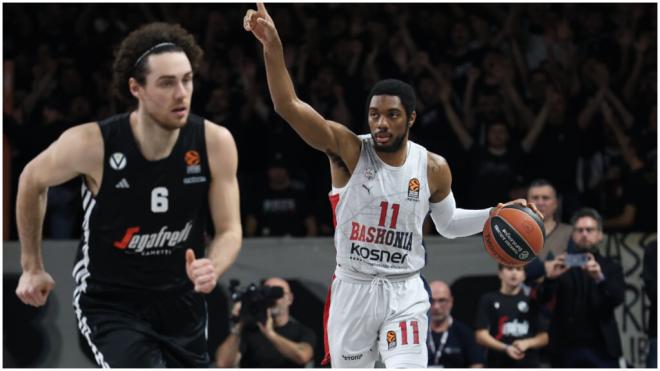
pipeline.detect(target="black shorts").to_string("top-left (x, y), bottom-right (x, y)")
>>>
top-left (75, 290), bottom-right (210, 368)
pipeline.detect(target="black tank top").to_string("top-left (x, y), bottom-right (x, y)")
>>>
top-left (73, 113), bottom-right (211, 300)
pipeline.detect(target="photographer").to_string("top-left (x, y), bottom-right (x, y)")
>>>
top-left (216, 277), bottom-right (315, 367)
top-left (538, 208), bottom-right (625, 367)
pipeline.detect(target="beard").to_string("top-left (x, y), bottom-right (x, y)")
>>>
top-left (372, 130), bottom-right (408, 153)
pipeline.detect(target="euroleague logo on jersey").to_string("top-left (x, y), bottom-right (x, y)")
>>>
top-left (386, 330), bottom-right (397, 350)
top-left (185, 150), bottom-right (201, 174)
top-left (407, 178), bottom-right (420, 201)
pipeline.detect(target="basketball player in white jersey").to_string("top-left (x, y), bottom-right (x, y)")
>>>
top-left (244, 3), bottom-right (542, 368)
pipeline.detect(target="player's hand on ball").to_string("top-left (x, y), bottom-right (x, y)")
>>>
top-left (185, 249), bottom-right (218, 294)
top-left (244, 3), bottom-right (278, 46)
top-left (16, 270), bottom-right (55, 307)
top-left (491, 199), bottom-right (544, 221)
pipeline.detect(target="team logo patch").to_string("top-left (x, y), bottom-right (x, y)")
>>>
top-left (518, 301), bottom-right (529, 313)
top-left (109, 152), bottom-right (127, 170)
top-left (365, 167), bottom-right (375, 180)
top-left (185, 150), bottom-right (201, 174)
top-left (386, 330), bottom-right (397, 350)
top-left (407, 178), bottom-right (420, 201)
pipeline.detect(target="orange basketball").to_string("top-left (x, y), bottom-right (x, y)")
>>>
top-left (482, 205), bottom-right (545, 267)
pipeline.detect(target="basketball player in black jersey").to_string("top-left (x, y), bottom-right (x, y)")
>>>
top-left (15, 23), bottom-right (242, 367)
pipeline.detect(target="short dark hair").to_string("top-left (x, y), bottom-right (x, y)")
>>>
top-left (570, 207), bottom-right (603, 230)
top-left (498, 263), bottom-right (523, 270)
top-left (112, 22), bottom-right (204, 104)
top-left (366, 79), bottom-right (416, 119)
top-left (527, 179), bottom-right (557, 195)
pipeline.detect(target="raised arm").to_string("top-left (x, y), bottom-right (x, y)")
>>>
top-left (244, 3), bottom-right (361, 169)
top-left (521, 88), bottom-right (553, 152)
top-left (16, 123), bottom-right (103, 306)
top-left (438, 79), bottom-right (473, 150)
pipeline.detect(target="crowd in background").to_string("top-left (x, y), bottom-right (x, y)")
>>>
top-left (3, 3), bottom-right (656, 239)
top-left (2, 4), bottom-right (657, 368)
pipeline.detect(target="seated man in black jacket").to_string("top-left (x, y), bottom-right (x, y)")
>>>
top-left (540, 208), bottom-right (624, 368)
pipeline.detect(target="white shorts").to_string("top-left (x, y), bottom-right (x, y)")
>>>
top-left (326, 267), bottom-right (430, 368)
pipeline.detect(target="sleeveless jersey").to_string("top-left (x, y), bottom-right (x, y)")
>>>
top-left (73, 113), bottom-right (211, 300)
top-left (329, 135), bottom-right (431, 276)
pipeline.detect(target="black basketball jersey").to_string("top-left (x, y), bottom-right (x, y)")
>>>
top-left (72, 113), bottom-right (211, 301)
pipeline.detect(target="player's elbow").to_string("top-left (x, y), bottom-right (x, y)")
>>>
top-left (18, 160), bottom-right (47, 195)
top-left (436, 228), bottom-right (459, 239)
top-left (272, 98), bottom-right (297, 119)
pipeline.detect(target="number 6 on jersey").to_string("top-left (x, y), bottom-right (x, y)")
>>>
top-left (151, 187), bottom-right (169, 213)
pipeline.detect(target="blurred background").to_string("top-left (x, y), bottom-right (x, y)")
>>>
top-left (2, 2), bottom-right (657, 368)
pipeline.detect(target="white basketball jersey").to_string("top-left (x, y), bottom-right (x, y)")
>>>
top-left (330, 135), bottom-right (431, 276)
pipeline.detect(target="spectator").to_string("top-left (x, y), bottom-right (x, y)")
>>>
top-left (527, 179), bottom-right (572, 259)
top-left (246, 154), bottom-right (316, 237)
top-left (427, 280), bottom-right (485, 368)
top-left (441, 78), bottom-right (553, 209)
top-left (245, 153), bottom-right (317, 237)
top-left (216, 277), bottom-right (316, 368)
top-left (539, 207), bottom-right (625, 367)
top-left (524, 179), bottom-right (573, 286)
top-left (3, 3), bottom-right (656, 242)
top-left (600, 101), bottom-right (657, 232)
top-left (475, 264), bottom-right (549, 368)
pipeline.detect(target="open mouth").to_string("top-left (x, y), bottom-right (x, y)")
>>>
top-left (172, 107), bottom-right (187, 117)
top-left (374, 133), bottom-right (391, 144)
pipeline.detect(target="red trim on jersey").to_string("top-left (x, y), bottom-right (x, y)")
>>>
top-left (321, 274), bottom-right (336, 366)
top-left (328, 193), bottom-right (340, 228)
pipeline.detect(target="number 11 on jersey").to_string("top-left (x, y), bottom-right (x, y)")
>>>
top-left (399, 320), bottom-right (420, 345)
top-left (378, 201), bottom-right (400, 229)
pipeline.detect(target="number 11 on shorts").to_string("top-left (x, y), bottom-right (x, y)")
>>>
top-left (398, 320), bottom-right (419, 345)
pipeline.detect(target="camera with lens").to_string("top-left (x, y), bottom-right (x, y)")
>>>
top-left (228, 279), bottom-right (284, 329)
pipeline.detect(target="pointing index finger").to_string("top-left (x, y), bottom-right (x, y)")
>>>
top-left (257, 2), bottom-right (268, 14)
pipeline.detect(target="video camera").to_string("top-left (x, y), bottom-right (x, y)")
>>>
top-left (228, 279), bottom-right (284, 329)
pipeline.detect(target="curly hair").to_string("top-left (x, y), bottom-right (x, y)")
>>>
top-left (112, 22), bottom-right (204, 104)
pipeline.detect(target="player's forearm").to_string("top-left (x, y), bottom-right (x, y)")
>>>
top-left (208, 227), bottom-right (242, 279)
top-left (264, 331), bottom-right (313, 365)
top-left (16, 165), bottom-right (48, 272)
top-left (262, 37), bottom-right (298, 116)
top-left (262, 36), bottom-right (333, 152)
top-left (431, 193), bottom-right (490, 239)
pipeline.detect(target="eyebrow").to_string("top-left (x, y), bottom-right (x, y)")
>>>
top-left (156, 71), bottom-right (193, 81)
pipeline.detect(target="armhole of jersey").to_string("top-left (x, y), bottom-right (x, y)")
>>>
top-left (200, 119), bottom-right (212, 178)
top-left (91, 120), bottom-right (109, 199)
top-left (422, 147), bottom-right (432, 200)
top-left (329, 137), bottom-right (364, 195)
